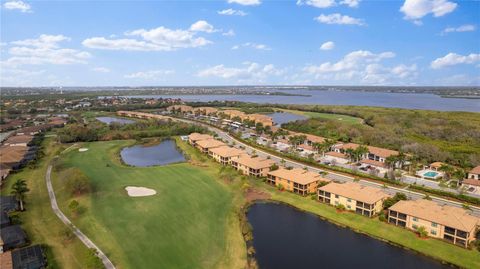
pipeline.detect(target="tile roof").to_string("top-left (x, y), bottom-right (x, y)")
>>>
top-left (268, 167), bottom-right (330, 185)
top-left (4, 135), bottom-right (34, 145)
top-left (0, 252), bottom-right (13, 269)
top-left (209, 146), bottom-right (245, 158)
top-left (389, 199), bottom-right (479, 232)
top-left (469, 165), bottom-right (480, 175)
top-left (462, 179), bottom-right (480, 187)
top-left (0, 146), bottom-right (28, 164)
top-left (188, 133), bottom-right (213, 142)
top-left (231, 155), bottom-right (275, 170)
top-left (196, 139), bottom-right (225, 149)
top-left (360, 158), bottom-right (387, 168)
top-left (335, 143), bottom-right (398, 158)
top-left (318, 182), bottom-right (391, 204)
top-left (325, 151), bottom-right (347, 158)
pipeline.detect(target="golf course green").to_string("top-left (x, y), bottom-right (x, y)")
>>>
top-left (52, 140), bottom-right (246, 268)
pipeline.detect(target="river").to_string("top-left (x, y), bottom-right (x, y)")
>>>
top-left (247, 202), bottom-right (449, 269)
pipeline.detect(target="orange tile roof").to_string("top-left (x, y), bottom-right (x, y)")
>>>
top-left (325, 151), bottom-right (347, 158)
top-left (0, 146), bottom-right (28, 164)
top-left (0, 251), bottom-right (13, 269)
top-left (470, 165), bottom-right (480, 175)
top-left (231, 155), bottom-right (275, 170)
top-left (209, 146), bottom-right (245, 158)
top-left (389, 199), bottom-right (479, 232)
top-left (4, 135), bottom-right (34, 145)
top-left (430, 162), bottom-right (446, 169)
top-left (196, 139), bottom-right (225, 149)
top-left (268, 167), bottom-right (330, 185)
top-left (360, 158), bottom-right (387, 168)
top-left (336, 143), bottom-right (398, 158)
top-left (188, 133), bottom-right (213, 142)
top-left (318, 182), bottom-right (390, 204)
top-left (462, 179), bottom-right (480, 187)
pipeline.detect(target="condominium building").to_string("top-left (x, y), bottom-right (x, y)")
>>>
top-left (188, 133), bottom-right (213, 146)
top-left (318, 182), bottom-right (390, 217)
top-left (208, 146), bottom-right (245, 165)
top-left (388, 199), bottom-right (479, 247)
top-left (166, 105), bottom-right (194, 113)
top-left (467, 165), bottom-right (480, 180)
top-left (195, 139), bottom-right (226, 153)
top-left (267, 168), bottom-right (330, 196)
top-left (230, 155), bottom-right (275, 177)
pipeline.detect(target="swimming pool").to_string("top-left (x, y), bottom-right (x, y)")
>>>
top-left (423, 171), bottom-right (439, 178)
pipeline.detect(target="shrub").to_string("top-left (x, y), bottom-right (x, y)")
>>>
top-left (416, 226), bottom-right (428, 238)
top-left (64, 168), bottom-right (92, 196)
top-left (383, 192), bottom-right (407, 209)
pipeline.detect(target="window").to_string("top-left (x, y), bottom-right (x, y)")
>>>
top-left (431, 230), bottom-right (437, 235)
top-left (413, 217), bottom-right (418, 222)
top-left (347, 198), bottom-right (351, 202)
top-left (347, 205), bottom-right (351, 209)
top-left (335, 195), bottom-right (339, 199)
top-left (431, 222), bottom-right (437, 227)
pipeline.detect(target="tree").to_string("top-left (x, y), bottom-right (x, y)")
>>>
top-left (69, 200), bottom-right (80, 216)
top-left (385, 155), bottom-right (398, 170)
top-left (270, 163), bottom-right (279, 171)
top-left (383, 192), bottom-right (407, 209)
top-left (11, 179), bottom-right (29, 211)
top-left (65, 168), bottom-right (91, 196)
top-left (439, 164), bottom-right (454, 180)
top-left (354, 145), bottom-right (369, 163)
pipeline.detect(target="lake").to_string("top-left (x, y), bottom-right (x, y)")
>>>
top-left (120, 90), bottom-right (480, 112)
top-left (247, 202), bottom-right (449, 269)
top-left (266, 112), bottom-right (307, 125)
top-left (120, 140), bottom-right (186, 167)
top-left (96, 116), bottom-right (135, 125)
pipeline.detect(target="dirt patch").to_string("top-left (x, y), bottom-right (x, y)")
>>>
top-left (245, 189), bottom-right (270, 202)
top-left (125, 186), bottom-right (157, 197)
top-left (189, 160), bottom-right (209, 167)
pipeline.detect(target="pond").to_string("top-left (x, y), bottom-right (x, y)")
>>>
top-left (120, 140), bottom-right (186, 167)
top-left (247, 202), bottom-right (449, 269)
top-left (96, 116), bottom-right (135, 125)
top-left (266, 112), bottom-right (307, 125)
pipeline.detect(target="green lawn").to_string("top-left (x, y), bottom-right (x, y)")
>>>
top-left (52, 139), bottom-right (246, 269)
top-left (279, 108), bottom-right (364, 125)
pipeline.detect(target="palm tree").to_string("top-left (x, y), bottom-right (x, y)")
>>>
top-left (439, 164), bottom-right (454, 180)
top-left (11, 179), bottom-right (29, 211)
top-left (354, 145), bottom-right (369, 163)
top-left (385, 155), bottom-right (398, 170)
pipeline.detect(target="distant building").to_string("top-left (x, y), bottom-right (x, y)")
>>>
top-left (388, 199), bottom-right (479, 247)
top-left (187, 133), bottom-right (213, 146)
top-left (467, 165), bottom-right (480, 180)
top-left (318, 182), bottom-right (390, 217)
top-left (267, 167), bottom-right (330, 196)
top-left (3, 135), bottom-right (34, 147)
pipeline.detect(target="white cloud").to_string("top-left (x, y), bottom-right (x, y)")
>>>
top-left (301, 50), bottom-right (415, 85)
top-left (218, 8), bottom-right (247, 16)
top-left (231, 42), bottom-right (271, 50)
top-left (2, 34), bottom-right (90, 67)
top-left (0, 68), bottom-right (45, 86)
top-left (430, 53), bottom-right (480, 69)
top-left (227, 0), bottom-right (261, 6)
top-left (320, 41), bottom-right (335, 50)
top-left (442, 24), bottom-right (476, 34)
top-left (3, 1), bottom-right (31, 13)
top-left (297, 0), bottom-right (336, 8)
top-left (189, 20), bottom-right (217, 33)
top-left (223, 29), bottom-right (236, 36)
top-left (340, 0), bottom-right (360, 7)
top-left (197, 62), bottom-right (283, 82)
top-left (124, 70), bottom-right (174, 79)
top-left (315, 13), bottom-right (365, 26)
top-left (82, 23), bottom-right (213, 51)
top-left (400, 0), bottom-right (457, 24)
top-left (296, 0), bottom-right (360, 8)
top-left (92, 67), bottom-right (110, 73)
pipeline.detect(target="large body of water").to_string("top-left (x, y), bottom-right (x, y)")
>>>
top-left (122, 90), bottom-right (480, 112)
top-left (120, 140), bottom-right (185, 167)
top-left (96, 116), bottom-right (135, 125)
top-left (266, 112), bottom-right (307, 125)
top-left (247, 203), bottom-right (448, 269)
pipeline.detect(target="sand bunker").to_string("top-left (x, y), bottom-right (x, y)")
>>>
top-left (125, 186), bottom-right (156, 197)
top-left (78, 148), bottom-right (89, 152)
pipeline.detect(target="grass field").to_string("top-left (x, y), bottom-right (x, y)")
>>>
top-left (52, 139), bottom-right (246, 269)
top-left (0, 137), bottom-right (93, 269)
top-left (278, 108), bottom-right (364, 125)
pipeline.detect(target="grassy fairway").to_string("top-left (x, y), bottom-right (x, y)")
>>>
top-left (53, 140), bottom-right (246, 269)
top-left (279, 108), bottom-right (364, 125)
top-left (0, 137), bottom-right (93, 269)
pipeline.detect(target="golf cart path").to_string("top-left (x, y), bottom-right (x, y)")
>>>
top-left (45, 164), bottom-right (116, 269)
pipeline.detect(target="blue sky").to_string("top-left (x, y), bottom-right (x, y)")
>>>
top-left (1, 0), bottom-right (479, 86)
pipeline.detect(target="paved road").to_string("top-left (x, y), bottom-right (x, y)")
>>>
top-left (176, 117), bottom-right (480, 216)
top-left (45, 164), bottom-right (116, 269)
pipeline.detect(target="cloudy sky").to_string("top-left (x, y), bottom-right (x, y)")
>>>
top-left (1, 0), bottom-right (479, 86)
